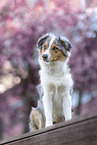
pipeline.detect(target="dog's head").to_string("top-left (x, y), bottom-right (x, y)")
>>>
top-left (37, 33), bottom-right (72, 63)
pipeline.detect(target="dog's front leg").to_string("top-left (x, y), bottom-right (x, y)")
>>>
top-left (63, 94), bottom-right (72, 121)
top-left (42, 94), bottom-right (53, 127)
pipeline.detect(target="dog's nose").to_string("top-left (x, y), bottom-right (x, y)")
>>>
top-left (42, 54), bottom-right (48, 60)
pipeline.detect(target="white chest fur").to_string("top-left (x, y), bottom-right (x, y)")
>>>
top-left (39, 60), bottom-right (73, 89)
top-left (39, 60), bottom-right (73, 126)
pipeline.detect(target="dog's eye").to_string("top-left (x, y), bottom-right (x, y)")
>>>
top-left (52, 46), bottom-right (58, 52)
top-left (44, 45), bottom-right (47, 50)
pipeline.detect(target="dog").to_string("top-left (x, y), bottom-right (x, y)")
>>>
top-left (29, 33), bottom-right (73, 131)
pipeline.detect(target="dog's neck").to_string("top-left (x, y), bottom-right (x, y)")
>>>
top-left (39, 60), bottom-right (69, 74)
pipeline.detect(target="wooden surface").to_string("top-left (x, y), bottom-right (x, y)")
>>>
top-left (1, 110), bottom-right (97, 145)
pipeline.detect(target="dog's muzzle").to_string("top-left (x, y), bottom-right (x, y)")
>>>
top-left (42, 54), bottom-right (48, 62)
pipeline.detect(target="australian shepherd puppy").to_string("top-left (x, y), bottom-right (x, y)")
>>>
top-left (29, 33), bottom-right (73, 131)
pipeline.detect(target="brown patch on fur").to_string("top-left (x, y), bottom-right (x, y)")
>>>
top-left (53, 114), bottom-right (65, 124)
top-left (31, 109), bottom-right (40, 130)
top-left (40, 42), bottom-right (49, 60)
top-left (30, 108), bottom-right (45, 130)
top-left (50, 44), bottom-right (67, 62)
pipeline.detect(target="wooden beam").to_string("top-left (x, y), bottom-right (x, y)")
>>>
top-left (1, 110), bottom-right (97, 145)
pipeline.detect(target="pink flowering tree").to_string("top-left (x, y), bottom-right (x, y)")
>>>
top-left (0, 0), bottom-right (97, 140)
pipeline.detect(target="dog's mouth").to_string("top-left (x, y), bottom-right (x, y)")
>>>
top-left (42, 54), bottom-right (57, 63)
top-left (42, 57), bottom-right (56, 63)
top-left (42, 58), bottom-right (56, 64)
top-left (42, 54), bottom-right (51, 63)
top-left (43, 59), bottom-right (51, 63)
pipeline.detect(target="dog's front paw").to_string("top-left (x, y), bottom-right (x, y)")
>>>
top-left (45, 120), bottom-right (53, 127)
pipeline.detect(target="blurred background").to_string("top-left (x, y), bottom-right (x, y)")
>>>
top-left (0, 0), bottom-right (97, 141)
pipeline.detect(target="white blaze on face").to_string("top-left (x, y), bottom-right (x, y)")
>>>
top-left (43, 36), bottom-right (56, 61)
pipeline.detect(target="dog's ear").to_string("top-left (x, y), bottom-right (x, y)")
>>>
top-left (37, 33), bottom-right (49, 47)
top-left (59, 36), bottom-right (72, 52)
